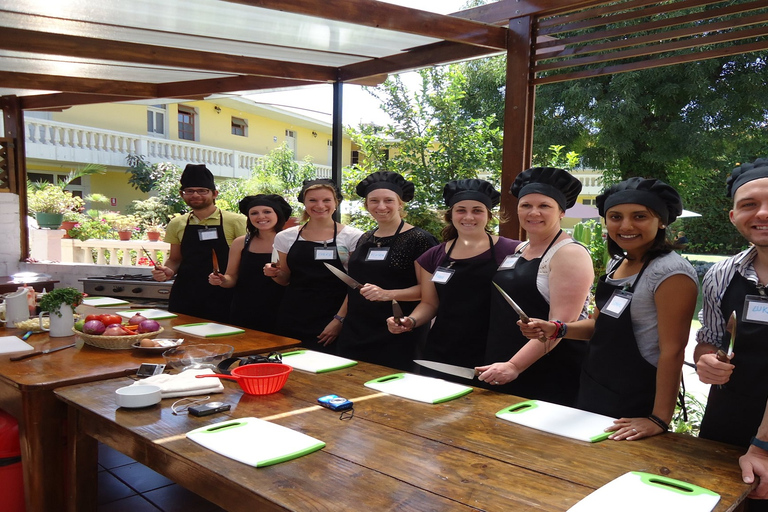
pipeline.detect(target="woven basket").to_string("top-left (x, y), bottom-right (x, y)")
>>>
top-left (73, 327), bottom-right (164, 350)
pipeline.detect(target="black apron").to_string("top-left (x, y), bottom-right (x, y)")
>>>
top-left (275, 223), bottom-right (347, 353)
top-left (337, 221), bottom-right (428, 371)
top-left (576, 258), bottom-right (658, 418)
top-left (485, 235), bottom-right (587, 406)
top-left (168, 210), bottom-right (233, 323)
top-left (229, 233), bottom-right (285, 334)
top-left (421, 234), bottom-right (497, 381)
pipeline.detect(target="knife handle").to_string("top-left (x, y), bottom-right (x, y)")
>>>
top-left (716, 349), bottom-right (731, 363)
top-left (10, 351), bottom-right (42, 361)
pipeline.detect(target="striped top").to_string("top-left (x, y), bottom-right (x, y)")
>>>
top-left (696, 245), bottom-right (761, 349)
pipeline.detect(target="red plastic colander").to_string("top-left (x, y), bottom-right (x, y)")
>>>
top-left (197, 363), bottom-right (292, 395)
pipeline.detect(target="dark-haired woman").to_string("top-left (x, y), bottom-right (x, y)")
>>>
top-left (522, 177), bottom-right (698, 440)
top-left (209, 194), bottom-right (292, 333)
top-left (337, 171), bottom-right (438, 371)
top-left (387, 179), bottom-right (520, 379)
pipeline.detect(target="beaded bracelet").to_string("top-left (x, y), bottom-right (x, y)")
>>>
top-left (648, 414), bottom-right (670, 432)
top-left (549, 320), bottom-right (567, 341)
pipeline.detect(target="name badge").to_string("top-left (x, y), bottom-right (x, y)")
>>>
top-left (601, 289), bottom-right (633, 318)
top-left (198, 228), bottom-right (219, 241)
top-left (431, 266), bottom-right (455, 284)
top-left (366, 247), bottom-right (390, 261)
top-left (314, 247), bottom-right (337, 260)
top-left (743, 295), bottom-right (768, 325)
top-left (497, 254), bottom-right (520, 271)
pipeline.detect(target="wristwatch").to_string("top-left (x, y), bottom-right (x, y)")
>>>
top-left (333, 314), bottom-right (345, 323)
top-left (751, 436), bottom-right (768, 451)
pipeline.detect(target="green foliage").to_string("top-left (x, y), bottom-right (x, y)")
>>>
top-left (571, 220), bottom-right (608, 289)
top-left (126, 197), bottom-right (172, 227)
top-left (39, 287), bottom-right (83, 317)
top-left (671, 391), bottom-right (706, 436)
top-left (125, 155), bottom-right (186, 215)
top-left (27, 184), bottom-right (84, 214)
top-left (67, 210), bottom-right (118, 241)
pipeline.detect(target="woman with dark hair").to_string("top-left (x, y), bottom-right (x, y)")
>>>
top-left (264, 179), bottom-right (363, 352)
top-left (478, 167), bottom-right (594, 406)
top-left (522, 177), bottom-right (698, 440)
top-left (208, 194), bottom-right (292, 333)
top-left (336, 172), bottom-right (437, 371)
top-left (386, 179), bottom-right (520, 379)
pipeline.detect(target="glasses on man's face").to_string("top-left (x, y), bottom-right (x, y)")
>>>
top-left (181, 188), bottom-right (212, 196)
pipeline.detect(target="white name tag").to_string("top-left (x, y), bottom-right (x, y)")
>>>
top-left (431, 267), bottom-right (455, 284)
top-left (314, 247), bottom-right (337, 260)
top-left (198, 228), bottom-right (218, 241)
top-left (601, 290), bottom-right (632, 318)
top-left (497, 254), bottom-right (520, 271)
top-left (744, 295), bottom-right (768, 325)
top-left (366, 247), bottom-right (390, 261)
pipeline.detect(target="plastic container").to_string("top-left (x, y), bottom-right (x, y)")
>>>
top-left (196, 363), bottom-right (292, 395)
top-left (0, 409), bottom-right (25, 512)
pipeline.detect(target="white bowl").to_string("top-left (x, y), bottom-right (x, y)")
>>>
top-left (115, 385), bottom-right (162, 408)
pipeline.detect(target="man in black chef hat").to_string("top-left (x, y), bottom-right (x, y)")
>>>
top-left (152, 164), bottom-right (246, 322)
top-left (695, 157), bottom-right (768, 506)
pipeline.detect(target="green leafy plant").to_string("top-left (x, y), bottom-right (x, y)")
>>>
top-left (39, 287), bottom-right (83, 317)
top-left (27, 184), bottom-right (84, 215)
top-left (571, 219), bottom-right (609, 288)
top-left (671, 390), bottom-right (706, 436)
top-left (110, 214), bottom-right (140, 232)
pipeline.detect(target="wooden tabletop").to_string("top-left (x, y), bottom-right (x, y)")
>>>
top-left (56, 359), bottom-right (753, 512)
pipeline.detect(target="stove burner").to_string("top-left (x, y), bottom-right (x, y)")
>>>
top-left (97, 274), bottom-right (157, 282)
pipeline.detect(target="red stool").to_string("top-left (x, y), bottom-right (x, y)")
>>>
top-left (0, 409), bottom-right (25, 512)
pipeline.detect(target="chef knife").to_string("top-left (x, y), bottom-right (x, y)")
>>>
top-left (212, 248), bottom-right (220, 275)
top-left (492, 282), bottom-right (530, 323)
top-left (392, 299), bottom-right (404, 325)
top-left (323, 262), bottom-right (362, 290)
top-left (717, 311), bottom-right (737, 362)
top-left (141, 246), bottom-right (159, 269)
top-left (414, 359), bottom-right (479, 380)
top-left (10, 343), bottom-right (76, 361)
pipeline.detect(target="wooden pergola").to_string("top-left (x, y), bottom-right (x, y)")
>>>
top-left (2, 0), bottom-right (766, 256)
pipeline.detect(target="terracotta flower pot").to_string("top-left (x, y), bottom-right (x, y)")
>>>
top-left (59, 220), bottom-right (78, 238)
top-left (146, 231), bottom-right (161, 242)
top-left (118, 230), bottom-right (133, 241)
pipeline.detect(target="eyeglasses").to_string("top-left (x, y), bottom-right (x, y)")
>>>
top-left (181, 188), bottom-right (212, 196)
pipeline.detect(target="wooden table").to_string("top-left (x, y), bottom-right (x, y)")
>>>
top-left (56, 360), bottom-right (753, 512)
top-left (0, 306), bottom-right (300, 512)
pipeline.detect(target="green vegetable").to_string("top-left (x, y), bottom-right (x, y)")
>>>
top-left (38, 287), bottom-right (84, 317)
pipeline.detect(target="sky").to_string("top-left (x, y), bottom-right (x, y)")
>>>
top-left (244, 0), bottom-right (471, 127)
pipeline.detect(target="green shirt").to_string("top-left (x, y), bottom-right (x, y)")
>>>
top-left (164, 209), bottom-right (246, 246)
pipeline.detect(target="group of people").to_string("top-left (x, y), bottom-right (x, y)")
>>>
top-left (154, 159), bottom-right (768, 505)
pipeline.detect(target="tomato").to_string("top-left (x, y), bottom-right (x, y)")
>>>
top-left (85, 314), bottom-right (101, 322)
top-left (98, 314), bottom-right (123, 326)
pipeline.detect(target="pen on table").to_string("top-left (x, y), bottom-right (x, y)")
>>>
top-left (21, 331), bottom-right (33, 341)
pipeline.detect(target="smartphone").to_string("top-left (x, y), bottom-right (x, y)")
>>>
top-left (188, 402), bottom-right (231, 417)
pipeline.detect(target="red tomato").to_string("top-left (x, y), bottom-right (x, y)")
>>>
top-left (98, 314), bottom-right (123, 326)
top-left (85, 314), bottom-right (101, 322)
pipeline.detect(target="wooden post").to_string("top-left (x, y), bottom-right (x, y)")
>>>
top-left (0, 95), bottom-right (30, 261)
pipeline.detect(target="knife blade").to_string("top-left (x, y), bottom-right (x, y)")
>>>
top-left (141, 246), bottom-right (159, 269)
top-left (212, 248), bottom-right (220, 275)
top-left (717, 311), bottom-right (737, 362)
top-left (10, 343), bottom-right (76, 362)
top-left (492, 282), bottom-right (530, 323)
top-left (392, 299), bottom-right (404, 325)
top-left (414, 359), bottom-right (478, 380)
top-left (323, 262), bottom-right (362, 290)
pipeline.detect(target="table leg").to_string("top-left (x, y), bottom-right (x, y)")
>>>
top-left (66, 407), bottom-right (97, 512)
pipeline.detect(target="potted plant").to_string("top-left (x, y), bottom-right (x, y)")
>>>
top-left (145, 224), bottom-right (165, 242)
top-left (26, 164), bottom-right (106, 229)
top-left (110, 214), bottom-right (139, 241)
top-left (38, 287), bottom-right (84, 318)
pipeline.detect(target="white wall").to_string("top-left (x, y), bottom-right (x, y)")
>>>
top-left (0, 193), bottom-right (22, 277)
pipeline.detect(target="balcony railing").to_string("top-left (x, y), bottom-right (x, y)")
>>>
top-left (25, 118), bottom-right (331, 179)
top-left (60, 238), bottom-right (170, 268)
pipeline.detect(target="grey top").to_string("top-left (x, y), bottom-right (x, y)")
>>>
top-left (605, 251), bottom-right (698, 366)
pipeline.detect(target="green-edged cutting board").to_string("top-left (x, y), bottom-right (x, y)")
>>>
top-left (567, 472), bottom-right (720, 512)
top-left (187, 416), bottom-right (325, 467)
top-left (172, 323), bottom-right (245, 337)
top-left (82, 297), bottom-right (130, 307)
top-left (496, 400), bottom-right (616, 443)
top-left (117, 309), bottom-right (178, 320)
top-left (0, 336), bottom-right (34, 355)
top-left (365, 373), bottom-right (472, 404)
top-left (280, 349), bottom-right (357, 373)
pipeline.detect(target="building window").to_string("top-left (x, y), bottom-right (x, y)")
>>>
top-left (147, 104), bottom-right (166, 136)
top-left (351, 150), bottom-right (359, 166)
top-left (582, 199), bottom-right (594, 206)
top-left (178, 106), bottom-right (196, 141)
top-left (27, 172), bottom-right (86, 198)
top-left (231, 117), bottom-right (247, 137)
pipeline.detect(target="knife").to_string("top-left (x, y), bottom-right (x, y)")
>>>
top-left (10, 343), bottom-right (76, 361)
top-left (717, 311), bottom-right (737, 362)
top-left (212, 248), bottom-right (220, 275)
top-left (414, 359), bottom-right (479, 380)
top-left (492, 282), bottom-right (530, 323)
top-left (392, 299), bottom-right (404, 325)
top-left (323, 262), bottom-right (362, 290)
top-left (141, 246), bottom-right (159, 269)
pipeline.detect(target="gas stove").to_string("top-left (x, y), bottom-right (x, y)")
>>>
top-left (80, 274), bottom-right (174, 304)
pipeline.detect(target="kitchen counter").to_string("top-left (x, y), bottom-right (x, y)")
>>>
top-left (0, 276), bottom-right (59, 294)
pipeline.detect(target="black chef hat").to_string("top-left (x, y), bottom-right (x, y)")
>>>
top-left (510, 167), bottom-right (581, 211)
top-left (443, 179), bottom-right (500, 209)
top-left (238, 194), bottom-right (292, 223)
top-left (356, 171), bottom-right (415, 202)
top-left (180, 164), bottom-right (216, 190)
top-left (597, 177), bottom-right (683, 225)
top-left (297, 178), bottom-right (343, 203)
top-left (727, 157), bottom-right (768, 198)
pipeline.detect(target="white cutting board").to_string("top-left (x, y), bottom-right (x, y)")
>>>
top-left (365, 373), bottom-right (472, 404)
top-left (83, 297), bottom-right (130, 307)
top-left (496, 400), bottom-right (616, 443)
top-left (117, 309), bottom-right (178, 320)
top-left (280, 349), bottom-right (357, 373)
top-left (187, 416), bottom-right (325, 467)
top-left (173, 323), bottom-right (245, 338)
top-left (568, 472), bottom-right (720, 512)
top-left (0, 336), bottom-right (34, 355)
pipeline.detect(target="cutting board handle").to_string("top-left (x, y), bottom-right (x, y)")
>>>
top-left (498, 400), bottom-right (538, 415)
top-left (634, 472), bottom-right (718, 497)
top-left (201, 420), bottom-right (247, 434)
top-left (366, 373), bottom-right (405, 384)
